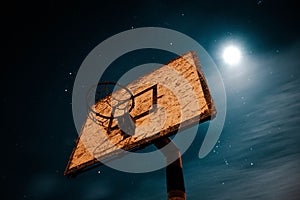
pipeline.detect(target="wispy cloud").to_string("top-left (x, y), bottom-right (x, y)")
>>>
top-left (182, 43), bottom-right (300, 199)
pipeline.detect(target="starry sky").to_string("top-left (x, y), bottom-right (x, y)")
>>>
top-left (9, 0), bottom-right (300, 199)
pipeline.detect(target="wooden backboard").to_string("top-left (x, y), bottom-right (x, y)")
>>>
top-left (65, 51), bottom-right (216, 176)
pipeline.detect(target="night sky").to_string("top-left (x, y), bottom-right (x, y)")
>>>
top-left (9, 0), bottom-right (300, 199)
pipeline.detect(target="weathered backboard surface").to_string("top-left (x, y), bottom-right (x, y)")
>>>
top-left (65, 51), bottom-right (216, 176)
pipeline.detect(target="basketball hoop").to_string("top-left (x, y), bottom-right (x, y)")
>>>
top-left (86, 82), bottom-right (135, 120)
top-left (86, 82), bottom-right (136, 136)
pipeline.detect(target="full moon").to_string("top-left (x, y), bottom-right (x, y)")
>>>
top-left (223, 45), bottom-right (241, 65)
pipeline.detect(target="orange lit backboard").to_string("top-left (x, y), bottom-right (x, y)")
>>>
top-left (65, 52), bottom-right (216, 176)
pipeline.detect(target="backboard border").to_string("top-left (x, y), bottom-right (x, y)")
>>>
top-left (64, 51), bottom-right (216, 177)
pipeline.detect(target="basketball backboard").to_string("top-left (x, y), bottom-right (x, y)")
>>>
top-left (65, 51), bottom-right (216, 176)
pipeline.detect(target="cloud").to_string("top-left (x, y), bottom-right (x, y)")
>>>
top-left (182, 43), bottom-right (300, 199)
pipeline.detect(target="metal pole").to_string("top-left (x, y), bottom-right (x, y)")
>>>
top-left (154, 138), bottom-right (186, 200)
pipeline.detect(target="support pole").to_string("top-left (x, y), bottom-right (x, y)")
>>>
top-left (154, 138), bottom-right (186, 200)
